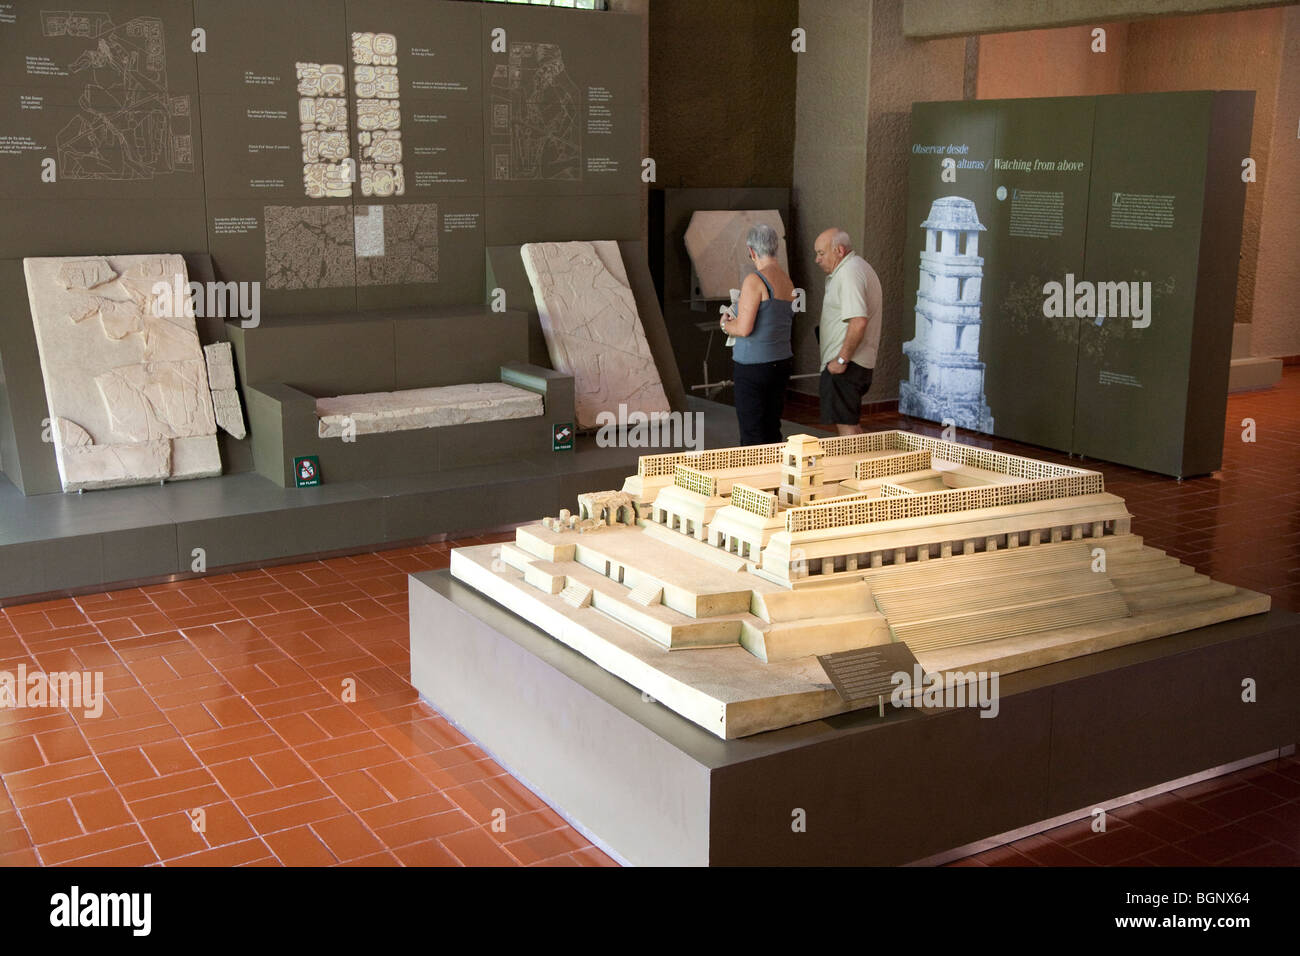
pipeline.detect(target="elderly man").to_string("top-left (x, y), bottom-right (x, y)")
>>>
top-left (814, 227), bottom-right (882, 436)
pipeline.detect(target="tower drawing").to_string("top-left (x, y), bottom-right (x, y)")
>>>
top-left (900, 196), bottom-right (994, 434)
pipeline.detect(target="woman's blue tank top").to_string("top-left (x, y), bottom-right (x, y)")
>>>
top-left (733, 270), bottom-right (794, 365)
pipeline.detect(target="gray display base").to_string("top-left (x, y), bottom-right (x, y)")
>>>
top-left (0, 399), bottom-right (813, 604)
top-left (410, 569), bottom-right (1300, 866)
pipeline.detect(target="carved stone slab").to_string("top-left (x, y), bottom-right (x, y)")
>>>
top-left (684, 210), bottom-right (789, 300)
top-left (23, 254), bottom-right (221, 491)
top-left (520, 240), bottom-right (671, 430)
top-left (203, 342), bottom-right (246, 440)
top-left (316, 382), bottom-right (543, 438)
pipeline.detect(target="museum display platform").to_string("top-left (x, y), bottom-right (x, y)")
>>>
top-left (0, 398), bottom-right (775, 605)
top-left (410, 569), bottom-right (1300, 866)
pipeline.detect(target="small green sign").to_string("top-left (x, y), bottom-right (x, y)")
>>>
top-left (293, 455), bottom-right (321, 487)
top-left (552, 422), bottom-right (574, 452)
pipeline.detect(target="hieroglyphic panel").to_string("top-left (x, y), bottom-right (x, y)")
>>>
top-left (351, 32), bottom-right (404, 197)
top-left (298, 61), bottom-right (351, 198)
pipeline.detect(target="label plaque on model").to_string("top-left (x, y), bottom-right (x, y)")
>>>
top-left (818, 643), bottom-right (920, 703)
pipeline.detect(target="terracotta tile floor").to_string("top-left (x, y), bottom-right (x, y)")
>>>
top-left (0, 540), bottom-right (615, 867)
top-left (0, 371), bottom-right (1295, 867)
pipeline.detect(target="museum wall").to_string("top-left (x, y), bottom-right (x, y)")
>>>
top-left (976, 24), bottom-right (1128, 99)
top-left (1250, 4), bottom-right (1300, 357)
top-left (902, 0), bottom-right (1287, 38)
top-left (857, 0), bottom-right (967, 403)
top-left (790, 0), bottom-right (873, 393)
top-left (789, 0), bottom-right (966, 400)
top-left (648, 0), bottom-right (798, 189)
top-left (973, 6), bottom-right (1291, 339)
top-left (1124, 8), bottom-right (1285, 339)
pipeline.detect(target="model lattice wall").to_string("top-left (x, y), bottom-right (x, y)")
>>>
top-left (785, 472), bottom-right (1107, 532)
top-left (730, 483), bottom-right (777, 518)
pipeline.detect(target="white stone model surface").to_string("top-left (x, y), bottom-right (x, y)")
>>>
top-left (520, 240), bottom-right (671, 430)
top-left (203, 342), bottom-right (246, 440)
top-left (23, 254), bottom-right (221, 492)
top-left (316, 382), bottom-right (542, 438)
top-left (683, 210), bottom-right (789, 300)
top-left (452, 430), bottom-right (1270, 738)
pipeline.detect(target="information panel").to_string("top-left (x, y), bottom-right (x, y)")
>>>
top-left (903, 92), bottom-right (1251, 477)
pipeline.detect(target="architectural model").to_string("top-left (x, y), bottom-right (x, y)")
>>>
top-left (521, 240), bottom-right (672, 429)
top-left (451, 430), bottom-right (1270, 738)
top-left (23, 254), bottom-right (222, 491)
top-left (901, 196), bottom-right (994, 433)
top-left (683, 210), bottom-right (789, 300)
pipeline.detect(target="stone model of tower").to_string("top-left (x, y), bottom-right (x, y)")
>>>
top-left (778, 434), bottom-right (824, 508)
top-left (900, 196), bottom-right (994, 434)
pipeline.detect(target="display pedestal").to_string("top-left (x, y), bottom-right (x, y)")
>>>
top-left (409, 569), bottom-right (1299, 866)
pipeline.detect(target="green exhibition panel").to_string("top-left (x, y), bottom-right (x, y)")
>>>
top-left (904, 92), bottom-right (1252, 477)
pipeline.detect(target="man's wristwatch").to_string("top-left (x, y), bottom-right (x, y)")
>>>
top-left (836, 356), bottom-right (847, 366)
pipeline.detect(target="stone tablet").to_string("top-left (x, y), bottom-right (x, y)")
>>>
top-left (23, 254), bottom-right (222, 491)
top-left (520, 240), bottom-right (671, 430)
top-left (316, 382), bottom-right (543, 438)
top-left (203, 342), bottom-right (247, 440)
top-left (683, 210), bottom-right (789, 300)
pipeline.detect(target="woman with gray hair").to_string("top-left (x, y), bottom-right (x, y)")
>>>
top-left (719, 222), bottom-right (795, 445)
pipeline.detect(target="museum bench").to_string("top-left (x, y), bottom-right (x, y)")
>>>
top-left (226, 307), bottom-right (575, 487)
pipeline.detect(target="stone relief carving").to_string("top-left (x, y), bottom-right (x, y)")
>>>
top-left (23, 254), bottom-right (222, 491)
top-left (521, 240), bottom-right (671, 430)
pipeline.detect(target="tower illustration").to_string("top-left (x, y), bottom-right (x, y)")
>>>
top-left (900, 196), bottom-right (994, 434)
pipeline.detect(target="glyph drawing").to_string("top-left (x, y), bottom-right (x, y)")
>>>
top-left (352, 32), bottom-right (404, 197)
top-left (23, 254), bottom-right (221, 491)
top-left (298, 62), bottom-right (352, 198)
top-left (490, 42), bottom-right (580, 182)
top-left (521, 241), bottom-right (670, 429)
top-left (44, 11), bottom-right (194, 180)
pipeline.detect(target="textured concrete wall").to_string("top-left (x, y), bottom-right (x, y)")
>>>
top-left (977, 23), bottom-right (1128, 98)
top-left (648, 0), bottom-right (799, 188)
top-left (861, 0), bottom-right (967, 402)
top-left (1251, 5), bottom-right (1300, 356)
top-left (790, 0), bottom-right (874, 392)
top-left (903, 0), bottom-right (1288, 37)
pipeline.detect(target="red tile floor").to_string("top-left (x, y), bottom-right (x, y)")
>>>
top-left (0, 370), bottom-right (1296, 867)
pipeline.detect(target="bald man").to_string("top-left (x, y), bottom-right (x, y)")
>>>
top-left (814, 228), bottom-right (882, 436)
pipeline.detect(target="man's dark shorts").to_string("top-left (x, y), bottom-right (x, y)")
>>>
top-left (819, 361), bottom-right (872, 425)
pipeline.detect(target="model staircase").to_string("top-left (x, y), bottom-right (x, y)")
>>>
top-left (560, 581), bottom-right (593, 609)
top-left (628, 580), bottom-right (664, 606)
top-left (1104, 547), bottom-right (1238, 611)
top-left (866, 540), bottom-right (1128, 652)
